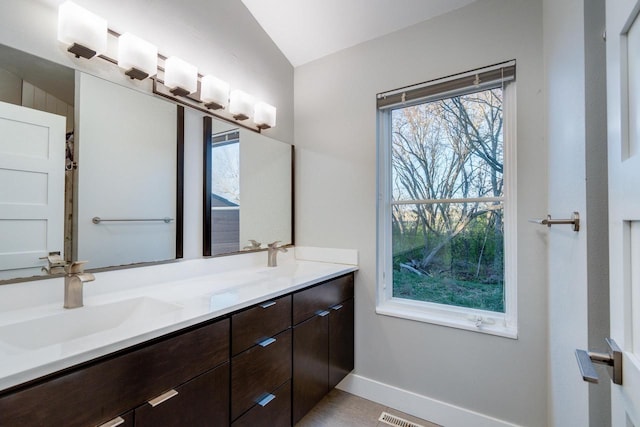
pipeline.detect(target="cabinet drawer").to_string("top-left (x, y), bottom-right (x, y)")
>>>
top-left (135, 363), bottom-right (229, 427)
top-left (0, 319), bottom-right (229, 427)
top-left (293, 273), bottom-right (354, 325)
top-left (231, 328), bottom-right (292, 420)
top-left (232, 295), bottom-right (291, 355)
top-left (232, 380), bottom-right (291, 427)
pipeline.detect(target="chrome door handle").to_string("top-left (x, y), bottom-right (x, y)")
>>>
top-left (148, 389), bottom-right (179, 407)
top-left (575, 338), bottom-right (622, 385)
top-left (257, 393), bottom-right (276, 407)
top-left (258, 337), bottom-right (276, 347)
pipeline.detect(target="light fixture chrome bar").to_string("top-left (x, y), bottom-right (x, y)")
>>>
top-left (92, 217), bottom-right (173, 224)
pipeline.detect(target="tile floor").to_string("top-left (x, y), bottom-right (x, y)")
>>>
top-left (295, 389), bottom-right (441, 427)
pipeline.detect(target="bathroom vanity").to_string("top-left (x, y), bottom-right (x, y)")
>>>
top-left (0, 250), bottom-right (356, 427)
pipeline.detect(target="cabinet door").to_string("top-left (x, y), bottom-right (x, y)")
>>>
top-left (231, 329), bottom-right (292, 420)
top-left (0, 319), bottom-right (229, 427)
top-left (292, 313), bottom-right (329, 425)
top-left (232, 380), bottom-right (291, 427)
top-left (293, 274), bottom-right (353, 325)
top-left (135, 363), bottom-right (229, 427)
top-left (232, 295), bottom-right (291, 356)
top-left (329, 298), bottom-right (354, 389)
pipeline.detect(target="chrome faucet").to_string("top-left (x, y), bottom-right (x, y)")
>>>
top-left (64, 261), bottom-right (95, 309)
top-left (243, 239), bottom-right (262, 250)
top-left (40, 251), bottom-right (66, 275)
top-left (267, 241), bottom-right (288, 267)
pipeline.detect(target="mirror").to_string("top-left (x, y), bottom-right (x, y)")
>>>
top-left (0, 43), bottom-right (182, 281)
top-left (204, 117), bottom-right (293, 256)
top-left (0, 43), bottom-right (294, 281)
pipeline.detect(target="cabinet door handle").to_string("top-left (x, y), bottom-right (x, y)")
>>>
top-left (260, 301), bottom-right (276, 309)
top-left (317, 310), bottom-right (330, 317)
top-left (257, 393), bottom-right (276, 407)
top-left (258, 337), bottom-right (276, 347)
top-left (97, 417), bottom-right (125, 427)
top-left (331, 304), bottom-right (343, 311)
top-left (148, 389), bottom-right (179, 407)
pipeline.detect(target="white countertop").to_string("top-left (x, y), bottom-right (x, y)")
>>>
top-left (0, 247), bottom-right (358, 393)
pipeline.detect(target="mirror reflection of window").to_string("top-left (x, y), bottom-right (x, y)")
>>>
top-left (211, 130), bottom-right (240, 256)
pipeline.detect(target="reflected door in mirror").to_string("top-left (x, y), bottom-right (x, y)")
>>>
top-left (0, 102), bottom-right (65, 280)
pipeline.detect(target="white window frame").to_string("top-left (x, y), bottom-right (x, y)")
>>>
top-left (376, 66), bottom-right (518, 339)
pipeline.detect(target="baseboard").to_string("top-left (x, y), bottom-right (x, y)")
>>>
top-left (336, 374), bottom-right (521, 427)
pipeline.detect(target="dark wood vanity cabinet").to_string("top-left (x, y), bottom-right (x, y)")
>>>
top-left (0, 319), bottom-right (230, 427)
top-left (0, 272), bottom-right (354, 427)
top-left (292, 274), bottom-right (355, 424)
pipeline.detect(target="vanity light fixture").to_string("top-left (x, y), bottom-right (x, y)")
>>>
top-left (56, 3), bottom-right (277, 131)
top-left (254, 102), bottom-right (277, 130)
top-left (117, 32), bottom-right (158, 80)
top-left (57, 1), bottom-right (107, 59)
top-left (229, 89), bottom-right (254, 121)
top-left (201, 75), bottom-right (230, 110)
top-left (164, 56), bottom-right (198, 96)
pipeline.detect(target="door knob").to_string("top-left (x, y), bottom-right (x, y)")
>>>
top-left (575, 338), bottom-right (622, 385)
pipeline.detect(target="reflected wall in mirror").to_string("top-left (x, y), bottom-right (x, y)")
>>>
top-left (75, 73), bottom-right (181, 270)
top-left (0, 43), bottom-right (183, 281)
top-left (204, 117), bottom-right (293, 257)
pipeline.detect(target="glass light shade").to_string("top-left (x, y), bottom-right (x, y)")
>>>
top-left (254, 102), bottom-right (277, 129)
top-left (118, 32), bottom-right (158, 78)
top-left (201, 75), bottom-right (230, 109)
top-left (229, 90), bottom-right (254, 120)
top-left (164, 56), bottom-right (198, 95)
top-left (57, 1), bottom-right (107, 57)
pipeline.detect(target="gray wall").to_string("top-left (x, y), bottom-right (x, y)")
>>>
top-left (294, 0), bottom-right (547, 425)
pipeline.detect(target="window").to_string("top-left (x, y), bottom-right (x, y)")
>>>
top-left (376, 62), bottom-right (517, 338)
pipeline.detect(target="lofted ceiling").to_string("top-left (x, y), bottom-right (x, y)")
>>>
top-left (240, 0), bottom-right (477, 67)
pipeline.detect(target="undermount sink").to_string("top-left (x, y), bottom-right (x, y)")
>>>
top-left (0, 297), bottom-right (182, 350)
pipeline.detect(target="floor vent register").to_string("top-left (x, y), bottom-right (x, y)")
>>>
top-left (378, 411), bottom-right (425, 427)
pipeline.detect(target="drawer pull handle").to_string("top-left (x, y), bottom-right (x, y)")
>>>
top-left (317, 310), bottom-right (330, 317)
top-left (331, 304), bottom-right (343, 311)
top-left (148, 389), bottom-right (179, 407)
top-left (97, 417), bottom-right (125, 427)
top-left (257, 393), bottom-right (276, 407)
top-left (260, 301), bottom-right (276, 309)
top-left (258, 337), bottom-right (277, 347)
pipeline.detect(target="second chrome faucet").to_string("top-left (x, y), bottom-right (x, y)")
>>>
top-left (267, 241), bottom-right (287, 267)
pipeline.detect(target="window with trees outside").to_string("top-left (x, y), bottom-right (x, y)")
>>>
top-left (376, 62), bottom-right (517, 337)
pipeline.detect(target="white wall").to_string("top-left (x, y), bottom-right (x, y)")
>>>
top-left (294, 1), bottom-right (547, 425)
top-left (75, 73), bottom-right (176, 269)
top-left (0, 0), bottom-right (293, 143)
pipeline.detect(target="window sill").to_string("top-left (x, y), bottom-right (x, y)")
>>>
top-left (376, 299), bottom-right (518, 339)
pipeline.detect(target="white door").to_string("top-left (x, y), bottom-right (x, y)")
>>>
top-left (0, 101), bottom-right (65, 279)
top-left (607, 0), bottom-right (640, 424)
